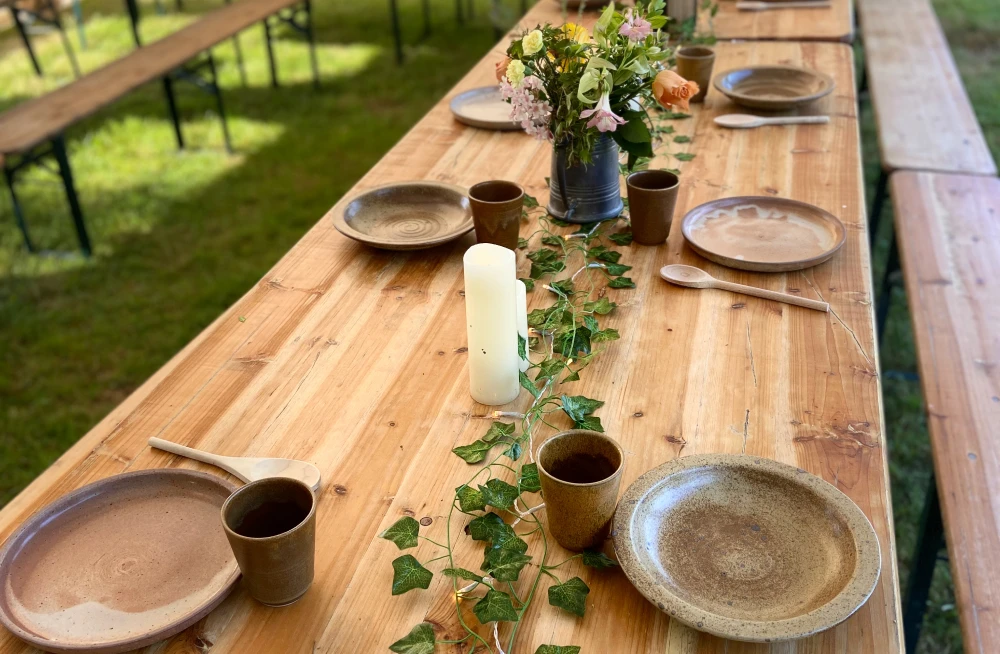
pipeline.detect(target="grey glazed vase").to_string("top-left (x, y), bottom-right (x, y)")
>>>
top-left (547, 134), bottom-right (625, 224)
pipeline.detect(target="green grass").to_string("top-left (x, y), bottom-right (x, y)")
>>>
top-left (1, 0), bottom-right (998, 651)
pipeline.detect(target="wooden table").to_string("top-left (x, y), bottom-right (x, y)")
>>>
top-left (699, 0), bottom-right (855, 42)
top-left (0, 3), bottom-right (901, 652)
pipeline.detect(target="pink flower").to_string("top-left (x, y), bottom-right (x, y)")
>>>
top-left (580, 93), bottom-right (626, 133)
top-left (619, 9), bottom-right (652, 42)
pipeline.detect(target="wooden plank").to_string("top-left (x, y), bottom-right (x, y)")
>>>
top-left (858, 0), bottom-right (996, 175)
top-left (0, 0), bottom-right (298, 155)
top-left (891, 171), bottom-right (1000, 653)
top-left (0, 3), bottom-right (901, 652)
top-left (697, 0), bottom-right (854, 43)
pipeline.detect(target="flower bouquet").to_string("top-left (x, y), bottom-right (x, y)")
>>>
top-left (495, 0), bottom-right (698, 222)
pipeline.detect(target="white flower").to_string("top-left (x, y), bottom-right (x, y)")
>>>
top-left (521, 30), bottom-right (544, 56)
top-left (580, 92), bottom-right (625, 133)
top-left (505, 59), bottom-right (526, 87)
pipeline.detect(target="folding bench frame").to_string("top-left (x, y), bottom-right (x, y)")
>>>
top-left (6, 0), bottom-right (81, 78)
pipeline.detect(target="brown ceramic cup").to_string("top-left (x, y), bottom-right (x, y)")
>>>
top-left (675, 46), bottom-right (715, 103)
top-left (626, 170), bottom-right (680, 246)
top-left (469, 180), bottom-right (524, 250)
top-left (537, 430), bottom-right (625, 551)
top-left (221, 477), bottom-right (316, 607)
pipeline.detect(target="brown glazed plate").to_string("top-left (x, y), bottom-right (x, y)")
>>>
top-left (612, 454), bottom-right (881, 642)
top-left (713, 65), bottom-right (835, 110)
top-left (335, 182), bottom-right (473, 251)
top-left (450, 87), bottom-right (520, 131)
top-left (0, 469), bottom-right (240, 654)
top-left (681, 196), bottom-right (847, 272)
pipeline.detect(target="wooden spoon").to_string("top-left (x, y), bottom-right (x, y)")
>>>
top-left (149, 437), bottom-right (322, 491)
top-left (737, 1), bottom-right (831, 9)
top-left (659, 265), bottom-right (829, 312)
top-left (714, 114), bottom-right (830, 129)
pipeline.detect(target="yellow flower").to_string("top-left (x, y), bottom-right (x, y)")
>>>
top-left (521, 30), bottom-right (544, 56)
top-left (506, 59), bottom-right (526, 87)
top-left (561, 23), bottom-right (590, 43)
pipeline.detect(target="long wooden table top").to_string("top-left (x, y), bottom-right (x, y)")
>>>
top-left (892, 171), bottom-right (1000, 652)
top-left (858, 0), bottom-right (996, 175)
top-left (698, 0), bottom-right (854, 42)
top-left (0, 0), bottom-right (297, 156)
top-left (0, 3), bottom-right (901, 652)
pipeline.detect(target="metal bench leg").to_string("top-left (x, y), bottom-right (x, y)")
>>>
top-left (263, 18), bottom-right (278, 87)
top-left (124, 0), bottom-right (142, 46)
top-left (421, 0), bottom-right (431, 40)
top-left (389, 0), bottom-right (403, 65)
top-left (876, 229), bottom-right (899, 344)
top-left (162, 76), bottom-right (185, 149)
top-left (10, 7), bottom-right (43, 76)
top-left (4, 166), bottom-right (36, 253)
top-left (51, 135), bottom-right (92, 256)
top-left (903, 476), bottom-right (944, 653)
top-left (46, 0), bottom-right (82, 78)
top-left (869, 169), bottom-right (888, 246)
top-left (206, 51), bottom-right (233, 154)
top-left (304, 0), bottom-right (319, 89)
top-left (72, 0), bottom-right (87, 50)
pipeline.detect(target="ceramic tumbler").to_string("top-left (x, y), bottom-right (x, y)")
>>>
top-left (675, 46), bottom-right (716, 103)
top-left (469, 181), bottom-right (524, 250)
top-left (626, 170), bottom-right (680, 246)
top-left (537, 430), bottom-right (624, 551)
top-left (221, 477), bottom-right (316, 606)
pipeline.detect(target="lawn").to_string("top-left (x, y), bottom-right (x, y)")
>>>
top-left (1, 0), bottom-right (997, 651)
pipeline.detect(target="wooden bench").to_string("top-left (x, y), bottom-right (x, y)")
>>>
top-left (883, 171), bottom-right (1000, 652)
top-left (857, 0), bottom-right (995, 240)
top-left (0, 0), bottom-right (319, 255)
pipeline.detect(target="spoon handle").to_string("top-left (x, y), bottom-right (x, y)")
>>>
top-left (761, 115), bottom-right (830, 126)
top-left (713, 280), bottom-right (830, 312)
top-left (148, 437), bottom-right (249, 482)
top-left (738, 1), bottom-right (830, 8)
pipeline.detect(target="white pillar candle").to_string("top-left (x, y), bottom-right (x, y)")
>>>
top-left (464, 244), bottom-right (520, 406)
top-left (515, 280), bottom-right (529, 373)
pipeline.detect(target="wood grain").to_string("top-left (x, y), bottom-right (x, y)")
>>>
top-left (858, 0), bottom-right (996, 175)
top-left (0, 0), bottom-right (301, 156)
top-left (891, 171), bottom-right (1000, 653)
top-left (0, 4), bottom-right (901, 653)
top-left (698, 0), bottom-right (854, 42)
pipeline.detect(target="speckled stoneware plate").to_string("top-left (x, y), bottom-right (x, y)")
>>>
top-left (335, 182), bottom-right (473, 251)
top-left (681, 196), bottom-right (847, 272)
top-left (0, 469), bottom-right (240, 654)
top-left (613, 454), bottom-right (881, 643)
top-left (450, 87), bottom-right (520, 131)
top-left (713, 65), bottom-right (835, 110)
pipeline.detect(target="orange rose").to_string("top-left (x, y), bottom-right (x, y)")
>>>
top-left (495, 56), bottom-right (512, 82)
top-left (652, 70), bottom-right (700, 112)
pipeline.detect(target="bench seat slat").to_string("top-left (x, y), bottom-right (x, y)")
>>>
top-left (892, 171), bottom-right (1000, 652)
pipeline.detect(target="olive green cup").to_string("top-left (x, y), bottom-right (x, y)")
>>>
top-left (626, 169), bottom-right (680, 246)
top-left (537, 430), bottom-right (625, 551)
top-left (221, 477), bottom-right (316, 607)
top-left (469, 180), bottom-right (524, 251)
top-left (675, 46), bottom-right (716, 103)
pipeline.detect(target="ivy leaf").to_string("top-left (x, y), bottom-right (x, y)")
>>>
top-left (456, 484), bottom-right (487, 512)
top-left (562, 369), bottom-right (581, 383)
top-left (483, 547), bottom-right (532, 581)
top-left (518, 333), bottom-right (528, 362)
top-left (654, 124), bottom-right (675, 134)
top-left (473, 589), bottom-right (519, 623)
top-left (517, 237), bottom-right (529, 249)
top-left (483, 421), bottom-right (516, 443)
top-left (505, 441), bottom-right (522, 461)
top-left (660, 111), bottom-right (691, 119)
top-left (452, 439), bottom-right (493, 464)
top-left (550, 216), bottom-right (572, 227)
top-left (561, 395), bottom-right (605, 423)
top-left (523, 193), bottom-right (540, 208)
top-left (582, 550), bottom-right (619, 569)
top-left (389, 623), bottom-right (436, 654)
top-left (527, 308), bottom-right (549, 329)
top-left (548, 576), bottom-right (590, 617)
top-left (519, 463), bottom-right (541, 493)
top-left (548, 279), bottom-right (574, 296)
top-left (592, 328), bottom-right (620, 343)
top-left (609, 276), bottom-right (636, 289)
top-left (604, 262), bottom-right (632, 276)
top-left (587, 245), bottom-right (622, 264)
top-left (491, 522), bottom-right (529, 553)
top-left (520, 277), bottom-right (535, 292)
top-left (379, 516), bottom-right (420, 550)
top-left (535, 647), bottom-right (581, 654)
top-left (520, 371), bottom-right (542, 399)
top-left (608, 231), bottom-right (633, 246)
top-left (391, 555), bottom-right (433, 595)
top-left (541, 234), bottom-right (563, 247)
top-left (674, 152), bottom-right (696, 161)
top-left (442, 567), bottom-right (483, 582)
top-left (479, 478), bottom-right (519, 510)
top-left (673, 135), bottom-right (691, 143)
top-left (584, 297), bottom-right (617, 315)
top-left (576, 415), bottom-right (604, 432)
top-left (535, 357), bottom-right (565, 381)
top-left (553, 322), bottom-right (592, 358)
top-left (467, 512), bottom-right (507, 541)
top-left (583, 314), bottom-right (600, 334)
top-left (527, 249), bottom-right (566, 279)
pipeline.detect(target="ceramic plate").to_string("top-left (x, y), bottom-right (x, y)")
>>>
top-left (335, 182), bottom-right (473, 251)
top-left (0, 469), bottom-right (239, 654)
top-left (713, 65), bottom-right (835, 110)
top-left (681, 196), bottom-right (846, 272)
top-left (450, 87), bottom-right (519, 131)
top-left (613, 454), bottom-right (881, 642)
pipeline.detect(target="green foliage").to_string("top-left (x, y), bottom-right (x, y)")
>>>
top-left (528, 249), bottom-right (567, 279)
top-left (467, 512), bottom-right (507, 542)
top-left (484, 421), bottom-right (516, 443)
top-left (391, 555), bottom-right (433, 595)
top-left (456, 484), bottom-right (487, 512)
top-left (519, 463), bottom-right (541, 493)
top-left (584, 297), bottom-right (617, 314)
top-left (389, 623), bottom-right (436, 654)
top-left (674, 152), bottom-right (696, 161)
top-left (452, 440), bottom-right (494, 464)
top-left (582, 550), bottom-right (619, 569)
top-left (609, 276), bottom-right (636, 289)
top-left (479, 478), bottom-right (520, 510)
top-left (442, 567), bottom-right (483, 582)
top-left (474, 589), bottom-right (520, 623)
top-left (379, 516), bottom-right (420, 550)
top-left (561, 395), bottom-right (605, 425)
top-left (548, 577), bottom-right (591, 617)
top-left (535, 647), bottom-right (581, 654)
top-left (483, 547), bottom-right (533, 581)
